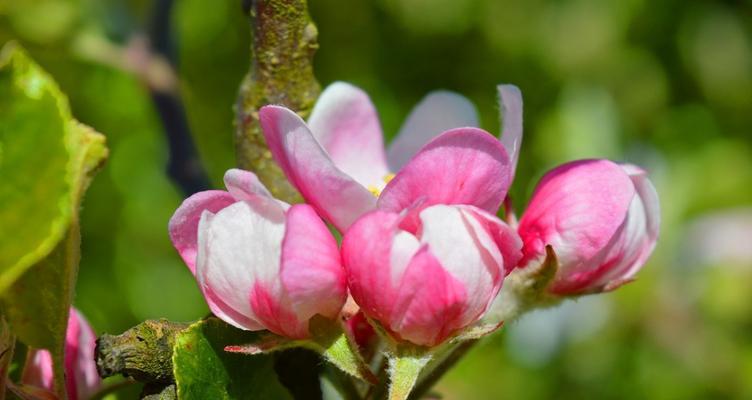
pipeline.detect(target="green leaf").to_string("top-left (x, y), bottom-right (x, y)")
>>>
top-left (224, 316), bottom-right (378, 385)
top-left (0, 42), bottom-right (72, 291)
top-left (0, 42), bottom-right (108, 398)
top-left (172, 318), bottom-right (293, 400)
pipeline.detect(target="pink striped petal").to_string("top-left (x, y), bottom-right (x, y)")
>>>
top-left (459, 205), bottom-right (523, 276)
top-left (250, 281), bottom-right (307, 339)
top-left (169, 190), bottom-right (236, 274)
top-left (498, 84), bottom-right (523, 180)
top-left (307, 82), bottom-right (389, 188)
top-left (378, 128), bottom-right (512, 214)
top-left (415, 205), bottom-right (505, 327)
top-left (342, 210), bottom-right (405, 323)
top-left (388, 247), bottom-right (468, 347)
top-left (387, 91), bottom-right (478, 170)
top-left (259, 105), bottom-right (376, 232)
top-left (280, 204), bottom-right (347, 323)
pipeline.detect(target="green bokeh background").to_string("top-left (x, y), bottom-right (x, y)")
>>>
top-left (2, 0), bottom-right (752, 398)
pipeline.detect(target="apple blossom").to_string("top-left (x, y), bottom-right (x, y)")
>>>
top-left (258, 82), bottom-right (523, 232)
top-left (169, 169), bottom-right (347, 338)
top-left (342, 204), bottom-right (522, 347)
top-left (516, 159), bottom-right (660, 295)
top-left (22, 308), bottom-right (100, 400)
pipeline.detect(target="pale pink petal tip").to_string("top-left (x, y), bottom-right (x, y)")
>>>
top-left (497, 84), bottom-right (523, 179)
top-left (307, 82), bottom-right (389, 188)
top-left (388, 90), bottom-right (479, 171)
top-left (168, 190), bottom-right (236, 275)
top-left (223, 168), bottom-right (274, 202)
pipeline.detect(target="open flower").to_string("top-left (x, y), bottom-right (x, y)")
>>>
top-left (258, 82), bottom-right (523, 232)
top-left (342, 204), bottom-right (522, 347)
top-left (22, 308), bottom-right (100, 400)
top-left (169, 169), bottom-right (346, 338)
top-left (517, 160), bottom-right (660, 295)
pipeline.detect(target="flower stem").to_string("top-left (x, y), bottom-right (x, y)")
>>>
top-left (387, 352), bottom-right (431, 400)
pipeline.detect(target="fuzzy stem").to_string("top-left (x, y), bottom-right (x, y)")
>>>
top-left (235, 0), bottom-right (321, 202)
top-left (387, 354), bottom-right (431, 400)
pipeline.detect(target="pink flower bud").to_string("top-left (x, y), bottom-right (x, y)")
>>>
top-left (22, 308), bottom-right (101, 400)
top-left (169, 169), bottom-right (347, 338)
top-left (517, 159), bottom-right (660, 294)
top-left (342, 204), bottom-right (522, 347)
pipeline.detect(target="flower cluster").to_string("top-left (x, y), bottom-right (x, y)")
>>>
top-left (169, 82), bottom-right (660, 349)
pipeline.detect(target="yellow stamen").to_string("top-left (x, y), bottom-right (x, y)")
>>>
top-left (367, 185), bottom-right (381, 197)
top-left (367, 173), bottom-right (397, 197)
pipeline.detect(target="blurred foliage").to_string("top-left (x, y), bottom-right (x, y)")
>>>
top-left (1, 0), bottom-right (751, 398)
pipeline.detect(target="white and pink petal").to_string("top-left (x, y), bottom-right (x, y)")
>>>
top-left (169, 190), bottom-right (236, 274)
top-left (307, 82), bottom-right (389, 188)
top-left (259, 105), bottom-right (376, 232)
top-left (196, 201), bottom-right (286, 331)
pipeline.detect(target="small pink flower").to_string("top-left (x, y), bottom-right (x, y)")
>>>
top-left (22, 308), bottom-right (101, 400)
top-left (342, 204), bottom-right (522, 347)
top-left (517, 159), bottom-right (660, 295)
top-left (169, 169), bottom-right (347, 338)
top-left (258, 82), bottom-right (523, 232)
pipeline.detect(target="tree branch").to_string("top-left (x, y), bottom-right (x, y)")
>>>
top-left (95, 319), bottom-right (188, 384)
top-left (234, 0), bottom-right (321, 202)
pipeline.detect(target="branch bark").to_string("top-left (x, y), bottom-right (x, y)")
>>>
top-left (234, 0), bottom-right (321, 202)
top-left (95, 319), bottom-right (188, 384)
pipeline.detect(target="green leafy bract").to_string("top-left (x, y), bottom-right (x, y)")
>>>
top-left (172, 318), bottom-right (293, 400)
